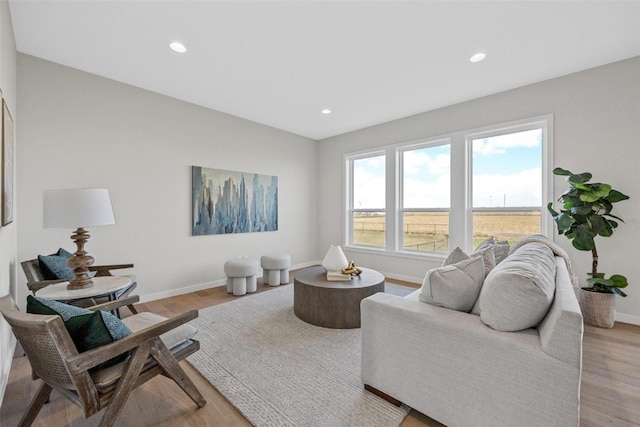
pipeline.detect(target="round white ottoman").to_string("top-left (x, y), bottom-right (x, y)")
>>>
top-left (224, 257), bottom-right (259, 296)
top-left (261, 253), bottom-right (291, 287)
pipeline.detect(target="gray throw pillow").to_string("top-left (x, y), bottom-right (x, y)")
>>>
top-left (476, 237), bottom-right (510, 264)
top-left (420, 256), bottom-right (485, 312)
top-left (443, 246), bottom-right (495, 278)
top-left (477, 242), bottom-right (556, 332)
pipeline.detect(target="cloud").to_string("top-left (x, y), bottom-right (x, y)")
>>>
top-left (353, 166), bottom-right (385, 209)
top-left (473, 168), bottom-right (541, 207)
top-left (473, 129), bottom-right (541, 156)
top-left (403, 172), bottom-right (450, 208)
top-left (403, 150), bottom-right (450, 176)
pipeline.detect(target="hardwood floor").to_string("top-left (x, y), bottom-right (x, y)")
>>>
top-left (1, 277), bottom-right (639, 426)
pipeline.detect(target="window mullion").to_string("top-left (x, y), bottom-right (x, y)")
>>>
top-left (386, 147), bottom-right (397, 252)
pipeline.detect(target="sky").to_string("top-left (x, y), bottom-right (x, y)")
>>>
top-left (353, 128), bottom-right (542, 209)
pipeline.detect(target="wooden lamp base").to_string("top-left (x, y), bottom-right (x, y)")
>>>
top-left (66, 227), bottom-right (95, 290)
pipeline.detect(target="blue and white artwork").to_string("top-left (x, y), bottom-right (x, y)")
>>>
top-left (192, 166), bottom-right (278, 235)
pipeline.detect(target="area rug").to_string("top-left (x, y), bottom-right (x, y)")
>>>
top-left (187, 283), bottom-right (414, 426)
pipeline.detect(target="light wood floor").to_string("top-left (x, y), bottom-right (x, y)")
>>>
top-left (1, 277), bottom-right (639, 426)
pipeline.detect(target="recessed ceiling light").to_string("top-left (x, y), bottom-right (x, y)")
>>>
top-left (321, 109), bottom-right (332, 115)
top-left (470, 53), bottom-right (486, 63)
top-left (170, 42), bottom-right (187, 53)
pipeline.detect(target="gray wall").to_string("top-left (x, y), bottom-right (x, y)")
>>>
top-left (16, 55), bottom-right (318, 306)
top-left (318, 57), bottom-right (640, 324)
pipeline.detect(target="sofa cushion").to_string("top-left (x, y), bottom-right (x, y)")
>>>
top-left (476, 237), bottom-right (510, 264)
top-left (419, 256), bottom-right (485, 312)
top-left (477, 242), bottom-right (556, 332)
top-left (443, 246), bottom-right (495, 278)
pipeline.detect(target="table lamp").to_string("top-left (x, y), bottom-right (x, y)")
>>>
top-left (43, 188), bottom-right (116, 289)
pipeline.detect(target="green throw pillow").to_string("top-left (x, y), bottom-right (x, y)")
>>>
top-left (38, 248), bottom-right (75, 280)
top-left (26, 295), bottom-right (132, 368)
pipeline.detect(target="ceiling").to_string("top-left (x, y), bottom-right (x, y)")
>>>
top-left (8, 1), bottom-right (640, 140)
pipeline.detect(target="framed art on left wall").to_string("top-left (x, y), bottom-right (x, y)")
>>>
top-left (2, 98), bottom-right (13, 226)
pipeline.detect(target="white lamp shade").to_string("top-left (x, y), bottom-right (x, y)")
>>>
top-left (43, 188), bottom-right (116, 228)
top-left (321, 245), bottom-right (349, 272)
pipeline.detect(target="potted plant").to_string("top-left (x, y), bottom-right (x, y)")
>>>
top-left (548, 167), bottom-right (629, 328)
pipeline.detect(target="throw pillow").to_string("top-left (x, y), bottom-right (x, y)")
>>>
top-left (38, 248), bottom-right (75, 280)
top-left (419, 256), bottom-right (485, 312)
top-left (443, 246), bottom-right (495, 278)
top-left (476, 242), bottom-right (556, 332)
top-left (27, 295), bottom-right (131, 367)
top-left (476, 237), bottom-right (510, 264)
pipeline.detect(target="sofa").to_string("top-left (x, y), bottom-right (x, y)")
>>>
top-left (361, 236), bottom-right (583, 427)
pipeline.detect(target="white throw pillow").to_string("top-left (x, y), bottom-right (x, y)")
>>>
top-left (476, 237), bottom-right (510, 264)
top-left (443, 246), bottom-right (495, 278)
top-left (477, 242), bottom-right (556, 332)
top-left (420, 256), bottom-right (485, 312)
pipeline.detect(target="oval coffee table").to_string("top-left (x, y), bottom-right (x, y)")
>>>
top-left (293, 266), bottom-right (385, 329)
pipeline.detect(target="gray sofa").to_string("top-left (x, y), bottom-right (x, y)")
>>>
top-left (361, 239), bottom-right (583, 426)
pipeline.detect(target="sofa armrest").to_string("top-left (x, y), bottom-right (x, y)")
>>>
top-left (537, 257), bottom-right (583, 365)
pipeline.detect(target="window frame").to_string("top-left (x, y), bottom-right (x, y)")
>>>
top-left (397, 138), bottom-right (452, 254)
top-left (345, 150), bottom-right (388, 250)
top-left (343, 114), bottom-right (553, 257)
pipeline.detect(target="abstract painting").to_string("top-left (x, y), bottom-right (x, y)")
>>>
top-left (192, 166), bottom-right (278, 235)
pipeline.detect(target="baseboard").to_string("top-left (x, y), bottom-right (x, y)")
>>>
top-left (139, 261), bottom-right (318, 303)
top-left (615, 312), bottom-right (640, 326)
top-left (382, 271), bottom-right (421, 286)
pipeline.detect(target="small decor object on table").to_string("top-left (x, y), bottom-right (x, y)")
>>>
top-left (548, 167), bottom-right (630, 328)
top-left (342, 261), bottom-right (362, 276)
top-left (322, 245), bottom-right (350, 280)
top-left (326, 270), bottom-right (352, 281)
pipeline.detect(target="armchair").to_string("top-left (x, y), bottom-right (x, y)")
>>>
top-left (0, 294), bottom-right (206, 427)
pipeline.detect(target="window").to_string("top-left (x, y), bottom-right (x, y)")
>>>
top-left (345, 115), bottom-right (552, 255)
top-left (470, 127), bottom-right (544, 248)
top-left (400, 142), bottom-right (451, 253)
top-left (349, 153), bottom-right (386, 248)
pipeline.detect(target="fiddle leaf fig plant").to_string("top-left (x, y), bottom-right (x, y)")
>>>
top-left (547, 167), bottom-right (630, 296)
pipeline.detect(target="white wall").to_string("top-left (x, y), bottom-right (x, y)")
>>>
top-left (318, 57), bottom-right (640, 324)
top-left (0, 0), bottom-right (17, 408)
top-left (16, 55), bottom-right (318, 306)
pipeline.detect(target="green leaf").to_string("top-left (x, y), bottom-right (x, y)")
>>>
top-left (568, 172), bottom-right (592, 184)
top-left (572, 227), bottom-right (595, 251)
top-left (554, 212), bottom-right (575, 233)
top-left (606, 190), bottom-right (630, 203)
top-left (571, 205), bottom-right (592, 215)
top-left (580, 183), bottom-right (611, 202)
top-left (553, 167), bottom-right (572, 176)
top-left (586, 274), bottom-right (628, 297)
top-left (610, 274), bottom-right (628, 289)
top-left (588, 215), bottom-right (612, 236)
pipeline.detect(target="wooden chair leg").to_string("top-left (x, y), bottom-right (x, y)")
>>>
top-left (150, 339), bottom-right (206, 408)
top-left (98, 342), bottom-right (152, 427)
top-left (19, 381), bottom-right (52, 427)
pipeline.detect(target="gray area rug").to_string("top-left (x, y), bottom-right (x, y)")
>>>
top-left (187, 283), bottom-right (414, 426)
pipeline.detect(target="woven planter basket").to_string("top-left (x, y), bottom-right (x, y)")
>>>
top-left (581, 289), bottom-right (616, 328)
